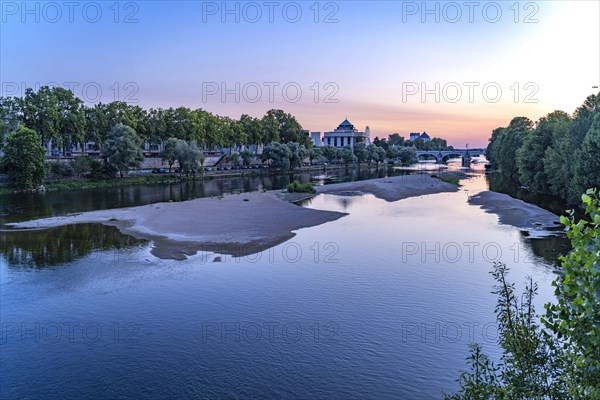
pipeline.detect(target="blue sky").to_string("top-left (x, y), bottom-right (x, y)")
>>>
top-left (1, 0), bottom-right (599, 147)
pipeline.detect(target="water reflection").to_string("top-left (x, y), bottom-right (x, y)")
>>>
top-left (0, 167), bottom-right (405, 225)
top-left (0, 224), bottom-right (146, 268)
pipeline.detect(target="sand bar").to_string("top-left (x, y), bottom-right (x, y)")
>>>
top-left (7, 175), bottom-right (463, 259)
top-left (316, 174), bottom-right (460, 202)
top-left (469, 191), bottom-right (563, 236)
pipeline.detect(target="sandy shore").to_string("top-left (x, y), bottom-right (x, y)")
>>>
top-left (469, 191), bottom-right (563, 236)
top-left (316, 174), bottom-right (460, 201)
top-left (8, 192), bottom-right (347, 260)
top-left (7, 175), bottom-right (461, 260)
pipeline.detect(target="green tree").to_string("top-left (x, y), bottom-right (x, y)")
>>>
top-left (388, 133), bottom-right (405, 147)
top-left (0, 126), bottom-right (47, 189)
top-left (262, 141), bottom-right (293, 170)
top-left (367, 144), bottom-right (386, 164)
top-left (101, 124), bottom-right (144, 179)
top-left (19, 86), bottom-right (60, 147)
top-left (286, 142), bottom-right (307, 169)
top-left (307, 147), bottom-right (322, 164)
top-left (53, 87), bottom-right (86, 154)
top-left (161, 137), bottom-right (182, 172)
top-left (353, 142), bottom-right (369, 164)
top-left (340, 146), bottom-right (357, 166)
top-left (545, 189), bottom-right (600, 398)
top-left (572, 114), bottom-right (600, 196)
top-left (175, 140), bottom-right (204, 177)
top-left (517, 111), bottom-right (571, 194)
top-left (386, 147), bottom-right (398, 159)
top-left (397, 147), bottom-right (417, 165)
top-left (489, 117), bottom-right (533, 179)
top-left (373, 136), bottom-right (389, 149)
top-left (0, 97), bottom-right (22, 149)
top-left (321, 146), bottom-right (339, 162)
top-left (264, 109), bottom-right (309, 146)
top-left (241, 149), bottom-right (253, 166)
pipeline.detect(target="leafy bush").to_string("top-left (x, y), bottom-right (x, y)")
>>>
top-left (47, 161), bottom-right (75, 178)
top-left (287, 180), bottom-right (316, 194)
top-left (447, 188), bottom-right (600, 399)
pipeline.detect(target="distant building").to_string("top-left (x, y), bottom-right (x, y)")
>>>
top-left (409, 132), bottom-right (431, 142)
top-left (323, 119), bottom-right (370, 147)
top-left (310, 132), bottom-right (322, 147)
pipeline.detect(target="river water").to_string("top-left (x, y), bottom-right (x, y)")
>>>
top-left (0, 166), bottom-right (568, 399)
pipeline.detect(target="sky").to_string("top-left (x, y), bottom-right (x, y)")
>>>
top-left (1, 0), bottom-right (599, 147)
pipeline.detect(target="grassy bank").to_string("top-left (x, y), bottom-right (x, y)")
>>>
top-left (0, 163), bottom-right (389, 195)
top-left (431, 171), bottom-right (468, 185)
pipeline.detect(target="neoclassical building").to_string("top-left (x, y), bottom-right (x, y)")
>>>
top-left (322, 119), bottom-right (370, 147)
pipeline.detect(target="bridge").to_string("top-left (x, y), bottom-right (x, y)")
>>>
top-left (415, 148), bottom-right (486, 164)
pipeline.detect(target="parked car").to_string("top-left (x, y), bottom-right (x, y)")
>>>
top-left (152, 168), bottom-right (168, 174)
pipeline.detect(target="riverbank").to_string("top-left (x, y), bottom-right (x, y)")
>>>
top-left (7, 173), bottom-right (461, 260)
top-left (0, 163), bottom-right (390, 195)
top-left (316, 174), bottom-right (460, 201)
top-left (8, 191), bottom-right (347, 260)
top-left (469, 191), bottom-right (563, 237)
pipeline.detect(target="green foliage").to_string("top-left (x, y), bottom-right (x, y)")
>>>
top-left (100, 124), bottom-right (144, 179)
top-left (340, 146), bottom-right (357, 165)
top-left (517, 111), bottom-right (571, 194)
top-left (433, 173), bottom-right (460, 185)
top-left (175, 140), bottom-right (204, 177)
top-left (367, 143), bottom-right (386, 164)
top-left (449, 191), bottom-right (600, 399)
top-left (445, 343), bottom-right (501, 399)
top-left (545, 188), bottom-right (600, 398)
top-left (263, 109), bottom-right (309, 146)
top-left (241, 149), bottom-right (253, 166)
top-left (161, 137), bottom-right (182, 172)
top-left (287, 180), bottom-right (316, 194)
top-left (47, 161), bottom-right (75, 178)
top-left (0, 126), bottom-right (47, 189)
top-left (262, 141), bottom-right (293, 170)
top-left (321, 146), bottom-right (340, 162)
top-left (396, 147), bottom-right (417, 165)
top-left (572, 114), bottom-right (600, 197)
top-left (488, 117), bottom-right (533, 179)
top-left (353, 142), bottom-right (369, 164)
top-left (286, 142), bottom-right (308, 169)
top-left (388, 133), bottom-right (405, 147)
top-left (490, 93), bottom-right (600, 204)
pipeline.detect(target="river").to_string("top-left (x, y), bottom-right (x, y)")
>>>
top-left (0, 166), bottom-right (568, 399)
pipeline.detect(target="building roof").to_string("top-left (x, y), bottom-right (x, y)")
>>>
top-left (339, 119), bottom-right (353, 127)
top-left (420, 132), bottom-right (431, 139)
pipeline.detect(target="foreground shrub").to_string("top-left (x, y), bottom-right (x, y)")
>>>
top-left (447, 188), bottom-right (600, 399)
top-left (287, 180), bottom-right (316, 194)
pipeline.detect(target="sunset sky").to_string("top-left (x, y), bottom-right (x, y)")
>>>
top-left (1, 1), bottom-right (599, 147)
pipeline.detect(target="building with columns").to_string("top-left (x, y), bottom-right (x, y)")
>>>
top-left (322, 119), bottom-right (370, 147)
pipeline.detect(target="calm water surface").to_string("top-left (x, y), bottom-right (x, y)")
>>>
top-left (0, 170), bottom-right (567, 399)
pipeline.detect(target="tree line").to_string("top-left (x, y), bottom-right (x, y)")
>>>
top-left (0, 86), bottom-right (312, 154)
top-left (486, 93), bottom-right (600, 204)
